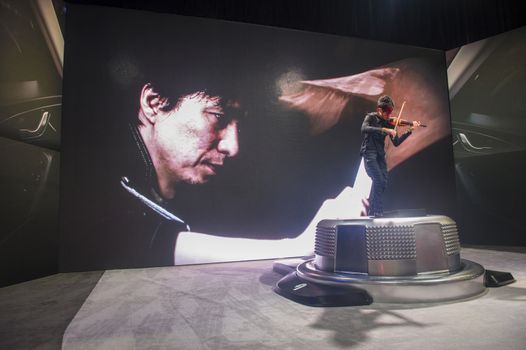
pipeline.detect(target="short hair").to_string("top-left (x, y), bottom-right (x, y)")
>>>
top-left (377, 95), bottom-right (394, 111)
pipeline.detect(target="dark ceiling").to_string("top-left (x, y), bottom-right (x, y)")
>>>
top-left (66, 0), bottom-right (526, 50)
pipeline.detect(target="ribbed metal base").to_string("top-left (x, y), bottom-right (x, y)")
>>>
top-left (296, 258), bottom-right (486, 303)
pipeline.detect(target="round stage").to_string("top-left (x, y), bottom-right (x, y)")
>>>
top-left (274, 214), bottom-right (488, 306)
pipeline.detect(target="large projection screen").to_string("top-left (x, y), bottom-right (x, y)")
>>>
top-left (60, 4), bottom-right (456, 271)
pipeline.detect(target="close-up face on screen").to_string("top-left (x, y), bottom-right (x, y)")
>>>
top-left (59, 3), bottom-right (456, 271)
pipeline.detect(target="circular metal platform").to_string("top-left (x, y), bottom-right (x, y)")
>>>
top-left (296, 258), bottom-right (486, 303)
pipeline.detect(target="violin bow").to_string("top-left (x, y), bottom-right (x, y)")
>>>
top-left (393, 100), bottom-right (406, 133)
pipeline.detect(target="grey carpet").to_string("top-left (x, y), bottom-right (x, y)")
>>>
top-left (59, 248), bottom-right (526, 350)
top-left (0, 271), bottom-right (103, 350)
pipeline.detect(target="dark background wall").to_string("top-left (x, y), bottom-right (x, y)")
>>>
top-left (448, 26), bottom-right (526, 246)
top-left (0, 0), bottom-right (63, 287)
top-left (1, 0), bottom-right (525, 287)
top-left (66, 0), bottom-right (526, 51)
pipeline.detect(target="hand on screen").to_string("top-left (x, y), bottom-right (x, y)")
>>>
top-left (291, 158), bottom-right (372, 252)
top-left (174, 160), bottom-right (372, 265)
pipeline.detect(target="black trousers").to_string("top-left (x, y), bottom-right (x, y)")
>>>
top-left (363, 151), bottom-right (388, 216)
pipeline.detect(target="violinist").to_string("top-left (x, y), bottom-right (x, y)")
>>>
top-left (359, 95), bottom-right (422, 217)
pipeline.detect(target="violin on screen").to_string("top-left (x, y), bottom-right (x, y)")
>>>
top-left (387, 117), bottom-right (427, 127)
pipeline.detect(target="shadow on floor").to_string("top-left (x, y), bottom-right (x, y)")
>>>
top-left (0, 270), bottom-right (104, 349)
top-left (310, 306), bottom-right (432, 347)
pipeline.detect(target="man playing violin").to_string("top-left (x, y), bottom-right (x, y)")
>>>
top-left (360, 95), bottom-right (421, 217)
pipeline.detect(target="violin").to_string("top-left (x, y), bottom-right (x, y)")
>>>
top-left (387, 117), bottom-right (427, 127)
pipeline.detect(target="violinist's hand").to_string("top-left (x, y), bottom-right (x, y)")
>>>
top-left (410, 121), bottom-right (421, 131)
top-left (383, 128), bottom-right (397, 137)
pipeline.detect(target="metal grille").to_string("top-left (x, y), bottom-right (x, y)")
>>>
top-left (314, 225), bottom-right (336, 257)
top-left (441, 223), bottom-right (461, 256)
top-left (366, 225), bottom-right (416, 260)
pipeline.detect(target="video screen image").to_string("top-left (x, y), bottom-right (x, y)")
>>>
top-left (60, 4), bottom-right (456, 271)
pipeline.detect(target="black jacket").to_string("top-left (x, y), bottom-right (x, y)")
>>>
top-left (61, 123), bottom-right (189, 271)
top-left (93, 124), bottom-right (189, 268)
top-left (360, 112), bottom-right (412, 156)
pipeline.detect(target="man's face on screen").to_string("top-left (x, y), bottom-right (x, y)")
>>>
top-left (153, 91), bottom-right (240, 187)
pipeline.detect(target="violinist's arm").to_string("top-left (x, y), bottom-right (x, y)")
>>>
top-left (361, 115), bottom-right (386, 135)
top-left (391, 128), bottom-right (412, 146)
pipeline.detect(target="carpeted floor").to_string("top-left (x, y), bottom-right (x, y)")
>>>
top-left (0, 270), bottom-right (104, 350)
top-left (1, 247), bottom-right (525, 349)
